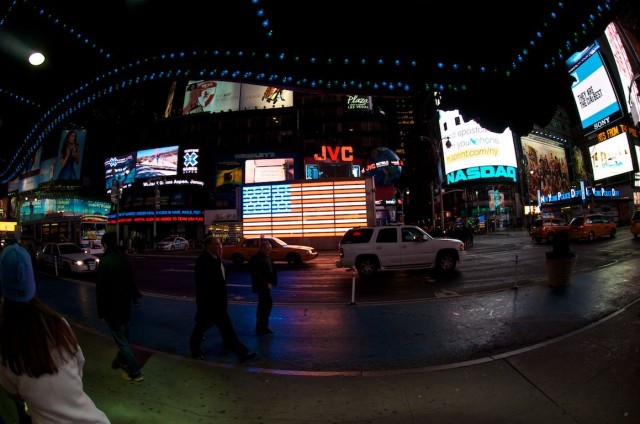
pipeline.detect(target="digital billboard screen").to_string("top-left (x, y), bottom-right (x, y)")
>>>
top-left (588, 132), bottom-right (635, 181)
top-left (439, 109), bottom-right (517, 184)
top-left (135, 146), bottom-right (179, 179)
top-left (520, 137), bottom-right (570, 202)
top-left (104, 152), bottom-right (136, 190)
top-left (244, 158), bottom-right (295, 184)
top-left (567, 42), bottom-right (623, 134)
top-left (54, 129), bottom-right (87, 181)
top-left (215, 160), bottom-right (243, 193)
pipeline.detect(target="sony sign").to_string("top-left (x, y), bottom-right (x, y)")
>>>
top-left (446, 165), bottom-right (517, 184)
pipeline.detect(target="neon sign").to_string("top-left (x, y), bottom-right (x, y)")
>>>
top-left (446, 166), bottom-right (517, 183)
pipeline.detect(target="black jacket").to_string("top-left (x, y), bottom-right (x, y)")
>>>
top-left (249, 251), bottom-right (277, 293)
top-left (96, 247), bottom-right (140, 325)
top-left (193, 250), bottom-right (229, 323)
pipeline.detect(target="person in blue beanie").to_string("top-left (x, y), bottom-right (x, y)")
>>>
top-left (0, 243), bottom-right (110, 423)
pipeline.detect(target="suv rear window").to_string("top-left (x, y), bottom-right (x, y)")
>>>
top-left (341, 228), bottom-right (374, 244)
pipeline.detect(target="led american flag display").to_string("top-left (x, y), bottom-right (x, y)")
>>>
top-left (242, 179), bottom-right (369, 237)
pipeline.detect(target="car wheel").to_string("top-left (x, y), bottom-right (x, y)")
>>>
top-left (356, 256), bottom-right (379, 277)
top-left (436, 251), bottom-right (457, 272)
top-left (588, 231), bottom-right (596, 241)
top-left (62, 262), bottom-right (72, 276)
top-left (610, 229), bottom-right (616, 238)
top-left (231, 254), bottom-right (244, 266)
top-left (546, 232), bottom-right (555, 243)
top-left (286, 253), bottom-right (302, 265)
top-left (170, 245), bottom-right (175, 251)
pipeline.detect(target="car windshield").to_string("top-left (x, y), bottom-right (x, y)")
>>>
top-left (161, 237), bottom-right (176, 242)
top-left (270, 238), bottom-right (288, 247)
top-left (59, 244), bottom-right (83, 254)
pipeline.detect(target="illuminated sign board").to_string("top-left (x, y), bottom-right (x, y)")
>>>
top-left (566, 41), bottom-right (623, 134)
top-left (182, 148), bottom-right (199, 174)
top-left (242, 179), bottom-right (370, 237)
top-left (589, 131), bottom-right (635, 180)
top-left (135, 145), bottom-right (179, 179)
top-left (439, 109), bottom-right (517, 184)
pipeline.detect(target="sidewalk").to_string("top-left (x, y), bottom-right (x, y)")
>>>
top-left (1, 245), bottom-right (639, 423)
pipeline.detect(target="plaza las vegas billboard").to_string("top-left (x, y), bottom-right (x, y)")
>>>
top-left (438, 109), bottom-right (517, 186)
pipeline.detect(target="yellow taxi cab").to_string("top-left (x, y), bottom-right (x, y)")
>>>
top-left (222, 236), bottom-right (318, 265)
top-left (630, 210), bottom-right (640, 239)
top-left (568, 214), bottom-right (617, 241)
top-left (530, 217), bottom-right (570, 244)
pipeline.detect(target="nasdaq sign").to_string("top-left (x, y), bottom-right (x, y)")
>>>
top-left (446, 166), bottom-right (517, 184)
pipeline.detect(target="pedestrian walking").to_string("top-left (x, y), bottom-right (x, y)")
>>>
top-left (249, 239), bottom-right (278, 335)
top-left (0, 243), bottom-right (110, 423)
top-left (96, 231), bottom-right (144, 382)
top-left (189, 235), bottom-right (256, 363)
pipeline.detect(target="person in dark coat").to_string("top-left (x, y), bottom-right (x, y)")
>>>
top-left (96, 231), bottom-right (143, 382)
top-left (189, 236), bottom-right (256, 363)
top-left (249, 240), bottom-right (278, 335)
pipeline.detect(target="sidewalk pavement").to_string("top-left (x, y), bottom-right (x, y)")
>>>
top-left (1, 235), bottom-right (639, 423)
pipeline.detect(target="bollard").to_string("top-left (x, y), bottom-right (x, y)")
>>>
top-left (512, 254), bottom-right (518, 289)
top-left (349, 267), bottom-right (357, 305)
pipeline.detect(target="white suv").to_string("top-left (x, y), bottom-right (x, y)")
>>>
top-left (336, 225), bottom-right (466, 277)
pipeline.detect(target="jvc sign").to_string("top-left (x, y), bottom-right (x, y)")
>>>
top-left (446, 165), bottom-right (517, 184)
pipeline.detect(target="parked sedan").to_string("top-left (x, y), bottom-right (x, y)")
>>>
top-left (35, 242), bottom-right (100, 274)
top-left (156, 236), bottom-right (190, 251)
top-left (223, 237), bottom-right (319, 265)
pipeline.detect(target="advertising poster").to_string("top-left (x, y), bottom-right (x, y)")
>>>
top-left (439, 109), bottom-right (517, 178)
top-left (567, 42), bottom-right (623, 133)
top-left (588, 132), bottom-right (635, 181)
top-left (104, 152), bottom-right (136, 190)
top-left (135, 146), bottom-right (179, 179)
top-left (240, 83), bottom-right (294, 109)
top-left (182, 80), bottom-right (242, 114)
top-left (54, 129), bottom-right (86, 181)
top-left (215, 160), bottom-right (243, 193)
top-left (520, 137), bottom-right (570, 202)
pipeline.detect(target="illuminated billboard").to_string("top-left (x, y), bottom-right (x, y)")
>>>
top-left (244, 157), bottom-right (295, 184)
top-left (567, 41), bottom-right (623, 134)
top-left (215, 160), bottom-right (243, 193)
top-left (135, 146), bottom-right (179, 179)
top-left (242, 179), bottom-right (370, 238)
top-left (439, 109), bottom-right (517, 185)
top-left (588, 132), bottom-right (635, 181)
top-left (183, 81), bottom-right (294, 115)
top-left (104, 152), bottom-right (136, 190)
top-left (54, 129), bottom-right (87, 181)
top-left (605, 22), bottom-right (640, 127)
top-left (240, 83), bottom-right (294, 109)
top-left (521, 137), bottom-right (570, 202)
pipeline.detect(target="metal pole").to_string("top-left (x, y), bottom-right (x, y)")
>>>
top-left (430, 183), bottom-right (435, 228)
top-left (440, 186), bottom-right (445, 232)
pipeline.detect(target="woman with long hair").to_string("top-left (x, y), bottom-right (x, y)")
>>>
top-left (57, 130), bottom-right (80, 180)
top-left (0, 243), bottom-right (109, 423)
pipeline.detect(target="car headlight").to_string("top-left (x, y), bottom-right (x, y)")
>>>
top-left (74, 260), bottom-right (84, 266)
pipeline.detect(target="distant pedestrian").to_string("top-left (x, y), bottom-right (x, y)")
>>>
top-left (189, 235), bottom-right (256, 363)
top-left (96, 232), bottom-right (144, 382)
top-left (0, 243), bottom-right (110, 423)
top-left (249, 240), bottom-right (278, 335)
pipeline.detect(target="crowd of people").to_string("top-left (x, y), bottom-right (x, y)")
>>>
top-left (0, 231), bottom-right (275, 421)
